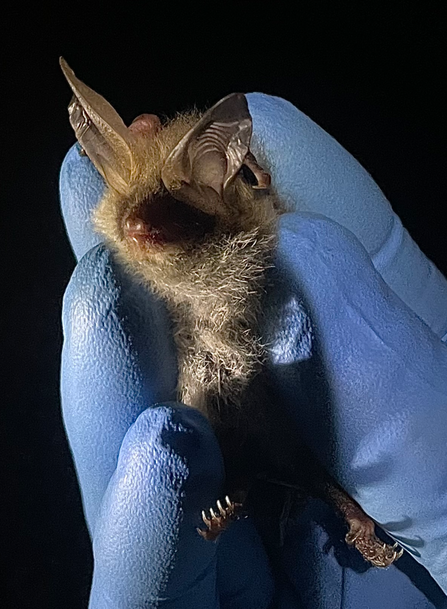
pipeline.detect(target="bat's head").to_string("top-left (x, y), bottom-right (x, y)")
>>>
top-left (60, 58), bottom-right (279, 270)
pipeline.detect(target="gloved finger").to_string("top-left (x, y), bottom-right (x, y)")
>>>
top-left (247, 93), bottom-right (447, 338)
top-left (89, 404), bottom-right (275, 609)
top-left (61, 243), bottom-right (178, 533)
top-left (264, 211), bottom-right (447, 594)
top-left (88, 403), bottom-right (224, 609)
top-left (59, 143), bottom-right (104, 261)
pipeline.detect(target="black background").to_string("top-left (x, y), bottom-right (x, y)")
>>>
top-left (3, 4), bottom-right (446, 608)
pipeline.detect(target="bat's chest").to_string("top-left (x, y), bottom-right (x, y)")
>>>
top-left (174, 306), bottom-right (264, 419)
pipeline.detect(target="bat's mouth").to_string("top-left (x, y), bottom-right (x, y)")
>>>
top-left (123, 194), bottom-right (216, 248)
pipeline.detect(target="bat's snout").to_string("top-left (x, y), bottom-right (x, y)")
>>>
top-left (123, 194), bottom-right (216, 250)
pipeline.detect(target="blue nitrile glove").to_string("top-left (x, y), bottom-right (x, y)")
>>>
top-left (60, 93), bottom-right (447, 609)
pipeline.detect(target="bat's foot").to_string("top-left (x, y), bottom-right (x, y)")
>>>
top-left (322, 482), bottom-right (403, 567)
top-left (197, 495), bottom-right (244, 541)
top-left (345, 516), bottom-right (403, 567)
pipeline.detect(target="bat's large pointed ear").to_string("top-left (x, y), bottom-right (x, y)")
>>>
top-left (60, 57), bottom-right (134, 194)
top-left (161, 93), bottom-right (267, 216)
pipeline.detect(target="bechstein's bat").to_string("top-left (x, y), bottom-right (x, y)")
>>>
top-left (60, 58), bottom-right (403, 567)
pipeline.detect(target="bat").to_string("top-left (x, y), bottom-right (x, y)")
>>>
top-left (60, 57), bottom-right (403, 567)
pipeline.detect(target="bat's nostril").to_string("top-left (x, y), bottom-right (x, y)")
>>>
top-left (124, 216), bottom-right (150, 235)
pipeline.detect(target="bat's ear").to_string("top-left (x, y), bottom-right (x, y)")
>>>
top-left (60, 58), bottom-right (134, 194)
top-left (162, 93), bottom-right (267, 215)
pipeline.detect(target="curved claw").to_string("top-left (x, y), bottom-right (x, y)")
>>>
top-left (217, 499), bottom-right (226, 517)
top-left (392, 542), bottom-right (404, 556)
top-left (201, 510), bottom-right (211, 527)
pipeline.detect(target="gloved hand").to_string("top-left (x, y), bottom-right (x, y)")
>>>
top-left (60, 93), bottom-right (447, 608)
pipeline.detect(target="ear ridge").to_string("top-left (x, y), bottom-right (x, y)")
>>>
top-left (60, 57), bottom-right (134, 193)
top-left (161, 93), bottom-right (253, 212)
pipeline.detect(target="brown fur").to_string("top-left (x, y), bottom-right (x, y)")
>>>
top-left (93, 112), bottom-right (285, 422)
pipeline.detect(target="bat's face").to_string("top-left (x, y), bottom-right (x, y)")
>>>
top-left (122, 120), bottom-right (216, 249)
top-left (91, 110), bottom-right (221, 264)
top-left (60, 58), bottom-right (276, 268)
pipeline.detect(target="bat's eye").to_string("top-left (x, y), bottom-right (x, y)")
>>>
top-left (240, 164), bottom-right (258, 186)
top-left (124, 194), bottom-right (216, 248)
